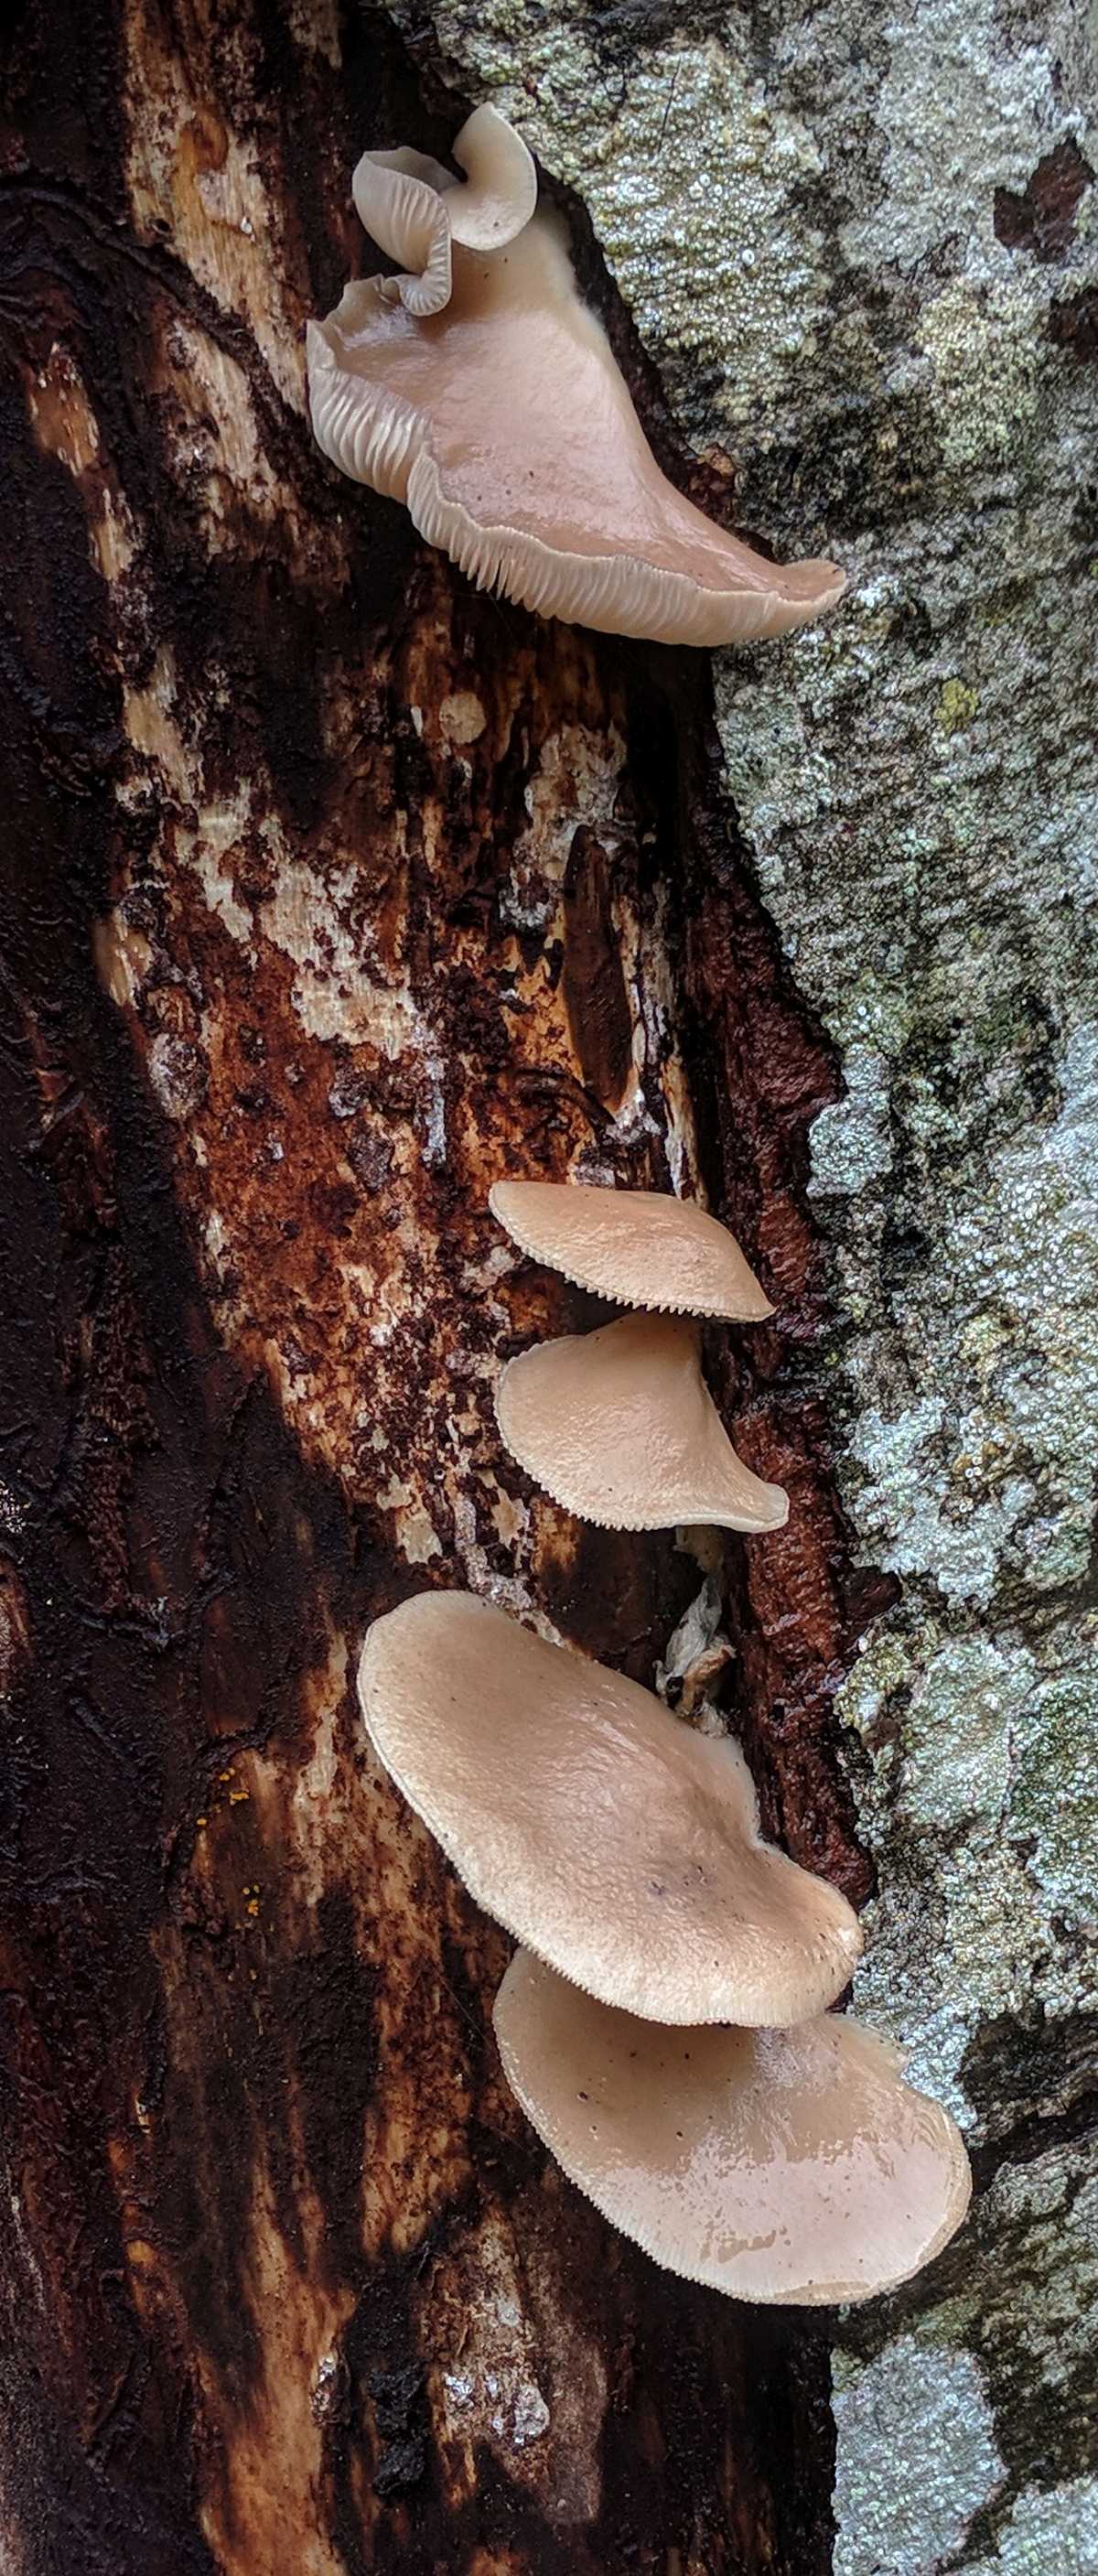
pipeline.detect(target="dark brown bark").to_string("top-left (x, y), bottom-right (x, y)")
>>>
top-left (0, 4), bottom-right (869, 2568)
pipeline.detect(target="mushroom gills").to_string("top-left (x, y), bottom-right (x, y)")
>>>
top-left (494, 1948), bottom-right (972, 2306)
top-left (495, 1310), bottom-right (788, 1532)
top-left (489, 1177), bottom-right (775, 1320)
top-left (358, 1590), bottom-right (861, 2027)
top-left (308, 117), bottom-right (845, 645)
top-left (352, 104), bottom-right (537, 318)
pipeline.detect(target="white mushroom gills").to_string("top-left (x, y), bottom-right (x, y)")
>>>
top-left (351, 106), bottom-right (537, 318)
top-left (308, 108), bottom-right (845, 645)
top-left (488, 1176), bottom-right (776, 1319)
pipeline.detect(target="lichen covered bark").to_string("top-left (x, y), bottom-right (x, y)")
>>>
top-left (381, 0), bottom-right (1098, 2568)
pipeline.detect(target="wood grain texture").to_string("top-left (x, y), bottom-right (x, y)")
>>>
top-left (0, 4), bottom-right (868, 2567)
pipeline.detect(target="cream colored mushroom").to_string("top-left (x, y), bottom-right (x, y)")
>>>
top-left (490, 1177), bottom-right (773, 1320)
top-left (352, 105), bottom-right (537, 318)
top-left (308, 116), bottom-right (844, 643)
top-left (496, 1310), bottom-right (787, 1532)
top-left (358, 1591), bottom-right (861, 2025)
top-left (494, 1949), bottom-right (972, 2306)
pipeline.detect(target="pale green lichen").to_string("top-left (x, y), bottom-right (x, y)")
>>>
top-left (811, 1046), bottom-right (894, 1195)
top-left (832, 2339), bottom-right (1006, 2576)
top-left (966, 2477), bottom-right (1098, 2575)
top-left (843, 1622), bottom-right (1098, 2118)
top-left (919, 281), bottom-right (1042, 475)
top-left (711, 0), bottom-right (1098, 2538)
top-left (837, 0), bottom-right (1072, 274)
top-left (936, 676), bottom-right (981, 735)
top-left (835, 2139), bottom-right (1098, 2569)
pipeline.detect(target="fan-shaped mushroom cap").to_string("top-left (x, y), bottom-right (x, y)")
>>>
top-left (496, 1310), bottom-right (788, 1533)
top-left (489, 1178), bottom-right (773, 1320)
top-left (352, 106), bottom-right (537, 318)
top-left (307, 184), bottom-right (845, 642)
top-left (494, 1951), bottom-right (972, 2306)
top-left (358, 1592), bottom-right (861, 2024)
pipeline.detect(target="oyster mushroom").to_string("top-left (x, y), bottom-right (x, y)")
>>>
top-left (307, 113), bottom-right (845, 643)
top-left (352, 104), bottom-right (537, 318)
top-left (495, 1310), bottom-right (788, 1532)
top-left (494, 1949), bottom-right (972, 2306)
top-left (358, 1591), bottom-right (861, 2025)
top-left (490, 1177), bottom-right (773, 1320)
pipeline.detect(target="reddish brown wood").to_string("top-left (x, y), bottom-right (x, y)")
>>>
top-left (0, 4), bottom-right (868, 2568)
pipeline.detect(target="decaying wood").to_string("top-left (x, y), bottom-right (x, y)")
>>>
top-left (0, 4), bottom-right (870, 2568)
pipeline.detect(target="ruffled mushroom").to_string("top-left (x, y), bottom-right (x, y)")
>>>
top-left (490, 1177), bottom-right (773, 1320)
top-left (307, 115), bottom-right (845, 643)
top-left (496, 1310), bottom-right (788, 1532)
top-left (352, 105), bottom-right (537, 318)
top-left (358, 1591), bottom-right (861, 2025)
top-left (494, 1950), bottom-right (972, 2306)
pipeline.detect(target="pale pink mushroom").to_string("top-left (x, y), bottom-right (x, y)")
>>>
top-left (490, 1177), bottom-right (774, 1319)
top-left (358, 1590), bottom-right (861, 2026)
top-left (308, 113), bottom-right (845, 643)
top-left (351, 104), bottom-right (536, 318)
top-left (495, 1310), bottom-right (788, 1532)
top-left (494, 1949), bottom-right (972, 2306)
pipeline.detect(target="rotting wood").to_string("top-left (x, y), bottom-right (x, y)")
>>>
top-left (0, 4), bottom-right (870, 2569)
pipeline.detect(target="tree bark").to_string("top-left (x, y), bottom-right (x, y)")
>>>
top-left (0, 5), bottom-right (871, 2570)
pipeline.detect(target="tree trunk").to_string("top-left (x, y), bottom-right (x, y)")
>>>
top-left (0, 5), bottom-right (867, 2570)
top-left (3, 1), bottom-right (1094, 2572)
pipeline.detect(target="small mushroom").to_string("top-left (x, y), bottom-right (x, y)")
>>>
top-left (358, 1591), bottom-right (861, 2025)
top-left (352, 105), bottom-right (537, 318)
top-left (490, 1177), bottom-right (773, 1320)
top-left (496, 1310), bottom-right (788, 1532)
top-left (308, 119), bottom-right (845, 643)
top-left (493, 1949), bottom-right (972, 2306)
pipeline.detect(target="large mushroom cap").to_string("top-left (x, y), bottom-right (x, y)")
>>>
top-left (353, 106), bottom-right (538, 318)
top-left (307, 193), bottom-right (845, 644)
top-left (489, 1177), bottom-right (774, 1320)
top-left (358, 1591), bottom-right (861, 2025)
top-left (494, 1950), bottom-right (972, 2306)
top-left (496, 1310), bottom-right (788, 1532)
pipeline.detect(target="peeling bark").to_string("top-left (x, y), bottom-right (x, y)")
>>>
top-left (0, 5), bottom-right (868, 2570)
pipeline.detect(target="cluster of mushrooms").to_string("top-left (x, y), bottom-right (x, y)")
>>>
top-left (312, 114), bottom-right (972, 2302)
top-left (359, 1182), bottom-right (971, 2305)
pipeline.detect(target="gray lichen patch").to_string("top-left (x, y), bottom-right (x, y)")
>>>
top-left (832, 2338), bottom-right (1006, 2576)
top-left (836, 2134), bottom-right (1098, 2567)
top-left (711, 16), bottom-right (1096, 2567)
top-left (716, 365), bottom-right (1098, 2387)
top-left (965, 2475), bottom-right (1098, 2574)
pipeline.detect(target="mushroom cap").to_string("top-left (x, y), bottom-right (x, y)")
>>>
top-left (489, 1178), bottom-right (773, 1320)
top-left (352, 105), bottom-right (537, 317)
top-left (357, 1591), bottom-right (862, 2025)
top-left (307, 207), bottom-right (845, 644)
top-left (494, 1950), bottom-right (972, 2306)
top-left (496, 1310), bottom-right (788, 1533)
